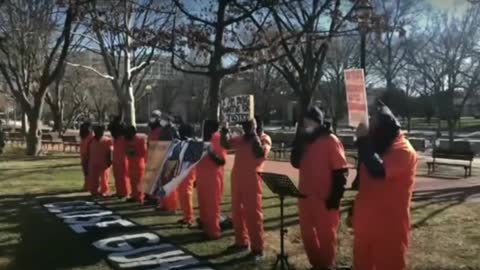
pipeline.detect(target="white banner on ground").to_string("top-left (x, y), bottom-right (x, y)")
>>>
top-left (221, 95), bottom-right (254, 123)
top-left (344, 69), bottom-right (369, 128)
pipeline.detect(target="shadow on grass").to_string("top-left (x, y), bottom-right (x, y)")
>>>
top-left (410, 185), bottom-right (480, 228)
top-left (0, 164), bottom-right (79, 181)
top-left (0, 193), bottom-right (103, 270)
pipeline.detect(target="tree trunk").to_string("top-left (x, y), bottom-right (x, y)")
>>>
top-left (207, 75), bottom-right (221, 121)
top-left (26, 109), bottom-right (42, 156)
top-left (50, 104), bottom-right (64, 134)
top-left (21, 112), bottom-right (29, 135)
top-left (298, 91), bottom-right (313, 120)
top-left (124, 84), bottom-right (136, 127)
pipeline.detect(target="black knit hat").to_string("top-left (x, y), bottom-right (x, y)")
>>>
top-left (304, 106), bottom-right (324, 125)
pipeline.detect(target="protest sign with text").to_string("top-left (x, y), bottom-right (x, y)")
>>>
top-left (221, 95), bottom-right (254, 123)
top-left (344, 69), bottom-right (369, 127)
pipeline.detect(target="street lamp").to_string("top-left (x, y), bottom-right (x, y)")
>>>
top-left (356, 0), bottom-right (373, 72)
top-left (145, 85), bottom-right (152, 117)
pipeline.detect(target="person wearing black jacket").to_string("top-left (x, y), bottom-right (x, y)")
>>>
top-left (290, 106), bottom-right (349, 270)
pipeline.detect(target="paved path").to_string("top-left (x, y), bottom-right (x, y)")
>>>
top-left (226, 155), bottom-right (480, 202)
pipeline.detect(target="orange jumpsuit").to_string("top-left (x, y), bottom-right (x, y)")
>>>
top-left (113, 137), bottom-right (131, 198)
top-left (298, 134), bottom-right (348, 268)
top-left (354, 134), bottom-right (417, 270)
top-left (196, 132), bottom-right (227, 239)
top-left (230, 134), bottom-right (271, 253)
top-left (87, 137), bottom-right (113, 196)
top-left (126, 135), bottom-right (147, 203)
top-left (178, 169), bottom-right (196, 225)
top-left (80, 134), bottom-right (94, 191)
top-left (148, 126), bottom-right (178, 211)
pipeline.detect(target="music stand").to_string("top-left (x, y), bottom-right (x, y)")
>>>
top-left (258, 172), bottom-right (306, 270)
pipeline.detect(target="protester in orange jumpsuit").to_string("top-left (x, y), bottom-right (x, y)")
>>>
top-left (290, 107), bottom-right (349, 270)
top-left (123, 125), bottom-right (147, 204)
top-left (353, 102), bottom-right (417, 270)
top-left (177, 123), bottom-right (196, 226)
top-left (196, 120), bottom-right (227, 240)
top-left (156, 114), bottom-right (180, 213)
top-left (143, 110), bottom-right (163, 205)
top-left (79, 122), bottom-right (94, 191)
top-left (108, 119), bottom-right (131, 199)
top-left (87, 125), bottom-right (113, 197)
top-left (221, 116), bottom-right (271, 260)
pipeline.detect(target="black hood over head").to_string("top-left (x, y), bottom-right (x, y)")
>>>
top-left (254, 114), bottom-right (264, 135)
top-left (203, 120), bottom-right (219, 142)
top-left (124, 125), bottom-right (137, 141)
top-left (179, 123), bottom-right (194, 140)
top-left (371, 101), bottom-right (401, 154)
top-left (79, 122), bottom-right (92, 139)
top-left (303, 106), bottom-right (331, 141)
top-left (93, 125), bottom-right (105, 140)
top-left (108, 117), bottom-right (125, 139)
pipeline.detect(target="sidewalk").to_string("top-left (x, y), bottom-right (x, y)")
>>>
top-left (226, 155), bottom-right (480, 202)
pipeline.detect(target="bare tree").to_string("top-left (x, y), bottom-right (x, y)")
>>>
top-left (171, 0), bottom-right (275, 120)
top-left (267, 0), bottom-right (360, 118)
top-left (407, 8), bottom-right (480, 144)
top-left (0, 0), bottom-right (80, 155)
top-left (69, 0), bottom-right (173, 126)
top-left (321, 36), bottom-right (358, 132)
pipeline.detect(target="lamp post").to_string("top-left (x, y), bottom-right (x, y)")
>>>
top-left (356, 0), bottom-right (373, 72)
top-left (145, 85), bottom-right (152, 117)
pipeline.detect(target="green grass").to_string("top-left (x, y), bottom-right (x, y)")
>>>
top-left (400, 117), bottom-right (480, 132)
top-left (0, 148), bottom-right (480, 269)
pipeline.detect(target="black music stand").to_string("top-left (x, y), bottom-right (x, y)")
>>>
top-left (258, 172), bottom-right (306, 270)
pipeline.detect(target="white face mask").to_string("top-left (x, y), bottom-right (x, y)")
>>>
top-left (160, 120), bottom-right (168, 127)
top-left (304, 126), bottom-right (315, 134)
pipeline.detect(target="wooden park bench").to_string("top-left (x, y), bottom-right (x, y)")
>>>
top-left (6, 132), bottom-right (25, 146)
top-left (41, 133), bottom-right (63, 151)
top-left (427, 141), bottom-right (475, 178)
top-left (271, 141), bottom-right (292, 161)
top-left (62, 135), bottom-right (80, 152)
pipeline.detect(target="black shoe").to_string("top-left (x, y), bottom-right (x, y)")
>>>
top-left (125, 198), bottom-right (137, 203)
top-left (226, 244), bottom-right (249, 253)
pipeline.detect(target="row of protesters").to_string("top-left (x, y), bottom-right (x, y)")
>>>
top-left (290, 103), bottom-right (417, 270)
top-left (220, 115), bottom-right (272, 261)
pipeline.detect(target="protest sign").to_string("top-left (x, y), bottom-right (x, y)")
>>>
top-left (142, 141), bottom-right (171, 194)
top-left (344, 69), bottom-right (369, 127)
top-left (221, 95), bottom-right (254, 123)
top-left (150, 140), bottom-right (208, 197)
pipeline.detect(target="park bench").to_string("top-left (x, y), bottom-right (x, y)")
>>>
top-left (408, 138), bottom-right (427, 152)
top-left (271, 141), bottom-right (292, 161)
top-left (62, 135), bottom-right (80, 152)
top-left (427, 141), bottom-right (475, 178)
top-left (6, 132), bottom-right (24, 146)
top-left (41, 133), bottom-right (63, 151)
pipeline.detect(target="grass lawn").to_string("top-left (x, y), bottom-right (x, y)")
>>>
top-left (0, 147), bottom-right (480, 270)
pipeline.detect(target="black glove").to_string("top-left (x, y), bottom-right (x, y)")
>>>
top-left (325, 169), bottom-right (347, 210)
top-left (251, 136), bottom-right (265, 158)
top-left (208, 148), bottom-right (226, 166)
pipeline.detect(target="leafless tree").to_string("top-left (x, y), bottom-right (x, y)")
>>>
top-left (0, 0), bottom-right (81, 155)
top-left (267, 0), bottom-right (361, 118)
top-left (407, 8), bottom-right (480, 144)
top-left (170, 0), bottom-right (276, 120)
top-left (69, 0), bottom-right (174, 127)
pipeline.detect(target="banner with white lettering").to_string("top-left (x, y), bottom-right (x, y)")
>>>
top-left (221, 95), bottom-right (254, 123)
top-left (344, 69), bottom-right (369, 128)
top-left (43, 200), bottom-right (214, 270)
